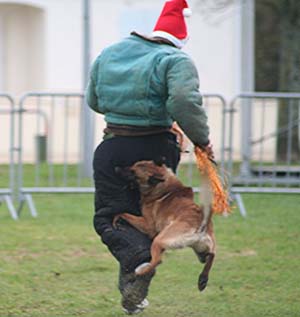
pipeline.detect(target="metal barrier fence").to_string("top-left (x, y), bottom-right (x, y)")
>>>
top-left (227, 93), bottom-right (300, 206)
top-left (2, 91), bottom-right (300, 219)
top-left (0, 94), bottom-right (18, 219)
top-left (17, 92), bottom-right (93, 216)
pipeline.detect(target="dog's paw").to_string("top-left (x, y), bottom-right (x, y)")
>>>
top-left (198, 273), bottom-right (208, 292)
top-left (135, 262), bottom-right (152, 276)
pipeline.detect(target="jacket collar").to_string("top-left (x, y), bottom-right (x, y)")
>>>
top-left (130, 31), bottom-right (176, 48)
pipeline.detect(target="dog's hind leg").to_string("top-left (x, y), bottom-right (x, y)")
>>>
top-left (194, 250), bottom-right (209, 264)
top-left (135, 222), bottom-right (188, 276)
top-left (192, 230), bottom-right (216, 292)
top-left (136, 224), bottom-right (197, 276)
top-left (198, 252), bottom-right (214, 291)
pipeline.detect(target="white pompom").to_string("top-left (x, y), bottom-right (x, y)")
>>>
top-left (183, 7), bottom-right (192, 17)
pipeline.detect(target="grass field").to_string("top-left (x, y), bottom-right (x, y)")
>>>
top-left (1, 166), bottom-right (300, 317)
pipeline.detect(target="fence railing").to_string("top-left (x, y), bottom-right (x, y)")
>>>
top-left (0, 94), bottom-right (18, 219)
top-left (1, 91), bottom-right (300, 219)
top-left (227, 92), bottom-right (300, 195)
top-left (17, 92), bottom-right (94, 216)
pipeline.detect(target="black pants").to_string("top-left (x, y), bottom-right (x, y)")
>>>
top-left (93, 132), bottom-right (180, 272)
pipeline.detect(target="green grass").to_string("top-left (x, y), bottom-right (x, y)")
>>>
top-left (0, 166), bottom-right (300, 317)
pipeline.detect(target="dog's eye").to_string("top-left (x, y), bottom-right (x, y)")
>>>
top-left (148, 175), bottom-right (164, 185)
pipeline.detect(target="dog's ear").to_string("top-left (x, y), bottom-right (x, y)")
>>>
top-left (148, 174), bottom-right (165, 185)
top-left (153, 156), bottom-right (166, 167)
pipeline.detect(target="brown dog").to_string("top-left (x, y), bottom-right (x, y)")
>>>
top-left (114, 159), bottom-right (216, 292)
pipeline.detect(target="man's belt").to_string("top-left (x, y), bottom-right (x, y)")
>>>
top-left (104, 124), bottom-right (171, 137)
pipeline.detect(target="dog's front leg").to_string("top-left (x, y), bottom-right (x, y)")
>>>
top-left (114, 213), bottom-right (152, 236)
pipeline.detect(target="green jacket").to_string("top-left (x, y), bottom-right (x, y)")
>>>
top-left (86, 33), bottom-right (209, 146)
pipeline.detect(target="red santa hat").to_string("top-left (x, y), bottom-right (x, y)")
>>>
top-left (151, 0), bottom-right (192, 49)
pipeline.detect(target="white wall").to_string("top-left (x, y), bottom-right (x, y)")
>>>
top-left (0, 0), bottom-right (82, 93)
top-left (0, 0), bottom-right (243, 98)
top-left (186, 5), bottom-right (242, 99)
top-left (0, 15), bottom-right (3, 90)
top-left (45, 1), bottom-right (82, 91)
top-left (0, 3), bottom-right (45, 95)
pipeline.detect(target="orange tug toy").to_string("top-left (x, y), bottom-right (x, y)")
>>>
top-left (194, 146), bottom-right (231, 214)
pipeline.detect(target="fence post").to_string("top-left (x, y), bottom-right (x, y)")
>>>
top-left (228, 92), bottom-right (300, 212)
top-left (0, 94), bottom-right (18, 219)
top-left (81, 0), bottom-right (95, 178)
top-left (240, 98), bottom-right (252, 177)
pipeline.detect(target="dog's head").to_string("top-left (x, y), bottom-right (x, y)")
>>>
top-left (115, 158), bottom-right (168, 191)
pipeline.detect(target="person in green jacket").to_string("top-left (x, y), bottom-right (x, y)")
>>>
top-left (86, 0), bottom-right (213, 314)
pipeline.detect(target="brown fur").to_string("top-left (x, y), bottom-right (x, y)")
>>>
top-left (114, 160), bottom-right (216, 292)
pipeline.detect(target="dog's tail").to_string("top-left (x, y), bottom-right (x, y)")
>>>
top-left (199, 174), bottom-right (213, 232)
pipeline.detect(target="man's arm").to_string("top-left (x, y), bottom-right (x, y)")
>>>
top-left (85, 59), bottom-right (102, 113)
top-left (165, 55), bottom-right (210, 148)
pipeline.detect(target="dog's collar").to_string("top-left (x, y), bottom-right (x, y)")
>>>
top-left (156, 186), bottom-right (192, 202)
top-left (156, 191), bottom-right (174, 202)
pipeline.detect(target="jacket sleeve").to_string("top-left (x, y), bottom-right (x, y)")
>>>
top-left (85, 59), bottom-right (102, 114)
top-left (165, 55), bottom-right (210, 147)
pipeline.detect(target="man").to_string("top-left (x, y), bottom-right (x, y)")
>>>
top-left (86, 0), bottom-right (213, 314)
